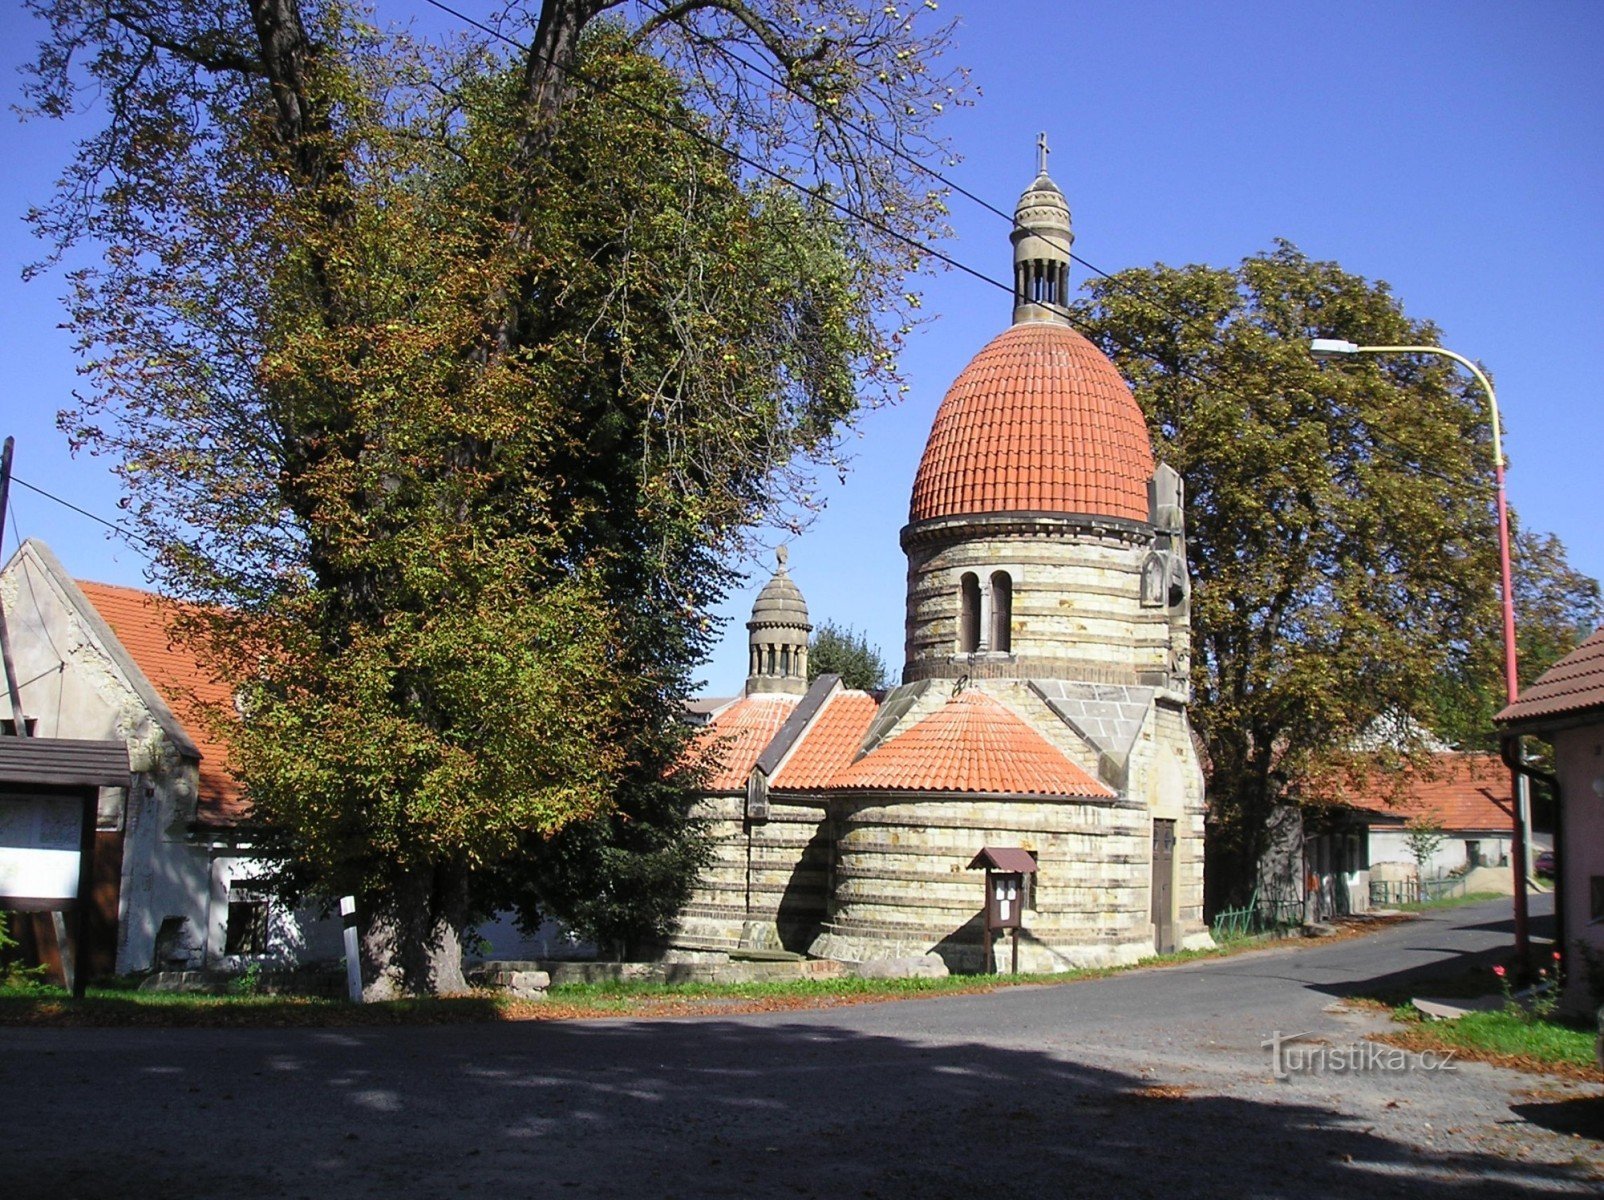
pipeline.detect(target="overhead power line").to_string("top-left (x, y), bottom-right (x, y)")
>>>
top-left (14, 1), bottom-right (1473, 554)
top-left (413, 0), bottom-right (1479, 490)
top-left (630, 0), bottom-right (1207, 337)
top-left (10, 474), bottom-right (155, 551)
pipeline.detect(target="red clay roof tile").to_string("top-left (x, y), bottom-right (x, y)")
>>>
top-left (688, 693), bottom-right (799, 791)
top-left (1497, 625), bottom-right (1604, 725)
top-left (771, 689), bottom-right (878, 789)
top-left (832, 690), bottom-right (1112, 797)
top-left (75, 581), bottom-right (246, 827)
top-left (1347, 753), bottom-right (1513, 832)
top-left (909, 323), bottom-right (1155, 524)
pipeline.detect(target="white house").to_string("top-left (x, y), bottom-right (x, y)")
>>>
top-left (1498, 626), bottom-right (1604, 1018)
top-left (0, 538), bottom-right (341, 975)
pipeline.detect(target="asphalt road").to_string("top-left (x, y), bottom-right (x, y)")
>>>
top-left (6, 894), bottom-right (1599, 1200)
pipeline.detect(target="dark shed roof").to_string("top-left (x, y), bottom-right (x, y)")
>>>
top-left (0, 737), bottom-right (132, 789)
top-left (1497, 625), bottom-right (1604, 728)
top-left (967, 847), bottom-right (1040, 873)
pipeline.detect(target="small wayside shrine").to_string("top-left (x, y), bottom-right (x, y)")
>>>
top-left (673, 140), bottom-right (1210, 972)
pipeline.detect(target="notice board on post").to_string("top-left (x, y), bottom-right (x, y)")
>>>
top-left (0, 737), bottom-right (132, 995)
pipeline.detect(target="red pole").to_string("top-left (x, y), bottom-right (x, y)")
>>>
top-left (1311, 343), bottom-right (1529, 971)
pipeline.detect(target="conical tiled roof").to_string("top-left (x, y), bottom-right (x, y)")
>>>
top-left (908, 322), bottom-right (1154, 524)
top-left (686, 693), bottom-right (800, 790)
top-left (833, 690), bottom-right (1112, 796)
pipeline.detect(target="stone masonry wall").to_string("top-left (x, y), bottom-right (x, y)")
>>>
top-left (902, 528), bottom-right (1175, 686)
top-left (810, 793), bottom-right (1153, 973)
top-left (667, 793), bottom-right (830, 954)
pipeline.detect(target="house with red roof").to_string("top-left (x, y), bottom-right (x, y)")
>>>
top-left (1344, 752), bottom-right (1515, 900)
top-left (0, 538), bottom-right (341, 975)
top-left (668, 156), bottom-right (1210, 973)
top-left (1498, 625), bottom-right (1604, 1014)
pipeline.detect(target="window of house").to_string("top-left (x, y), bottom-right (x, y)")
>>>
top-left (0, 718), bottom-right (37, 736)
top-left (989, 571), bottom-right (1013, 654)
top-left (225, 897), bottom-right (270, 956)
top-left (958, 573), bottom-right (980, 653)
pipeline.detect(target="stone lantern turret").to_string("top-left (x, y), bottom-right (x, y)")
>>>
top-left (745, 546), bottom-right (811, 696)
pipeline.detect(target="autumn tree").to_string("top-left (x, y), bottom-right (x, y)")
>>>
top-left (1074, 242), bottom-right (1514, 910)
top-left (1403, 816), bottom-right (1447, 892)
top-left (808, 620), bottom-right (889, 691)
top-left (23, 0), bottom-right (962, 994)
top-left (1429, 526), bottom-right (1601, 751)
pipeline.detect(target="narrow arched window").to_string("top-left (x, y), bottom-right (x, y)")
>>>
top-left (781, 645), bottom-right (792, 677)
top-left (958, 573), bottom-right (981, 653)
top-left (990, 571), bottom-right (1013, 654)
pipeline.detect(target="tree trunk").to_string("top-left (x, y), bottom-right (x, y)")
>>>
top-left (359, 865), bottom-right (470, 999)
top-left (521, 0), bottom-right (607, 157)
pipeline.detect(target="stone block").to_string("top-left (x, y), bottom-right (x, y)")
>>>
top-left (853, 954), bottom-right (950, 980)
top-left (508, 970), bottom-right (550, 994)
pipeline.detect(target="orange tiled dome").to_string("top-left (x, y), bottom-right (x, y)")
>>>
top-left (909, 322), bottom-right (1154, 524)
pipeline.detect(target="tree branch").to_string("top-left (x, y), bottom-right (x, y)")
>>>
top-left (106, 9), bottom-right (263, 76)
top-left (636, 0), bottom-right (832, 71)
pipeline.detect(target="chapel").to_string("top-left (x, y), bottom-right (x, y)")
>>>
top-left (671, 146), bottom-right (1210, 972)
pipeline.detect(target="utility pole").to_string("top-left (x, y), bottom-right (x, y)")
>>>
top-left (0, 436), bottom-right (29, 735)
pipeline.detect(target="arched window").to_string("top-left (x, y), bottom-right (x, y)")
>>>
top-left (780, 645), bottom-right (792, 677)
top-left (958, 573), bottom-right (981, 653)
top-left (990, 571), bottom-right (1013, 654)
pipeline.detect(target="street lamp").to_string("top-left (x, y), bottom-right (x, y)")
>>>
top-left (1309, 338), bottom-right (1531, 965)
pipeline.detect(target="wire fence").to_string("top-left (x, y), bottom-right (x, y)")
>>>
top-left (1210, 888), bottom-right (1305, 939)
top-left (1369, 876), bottom-right (1467, 907)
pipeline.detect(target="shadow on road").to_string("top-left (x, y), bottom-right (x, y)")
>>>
top-left (1300, 904), bottom-right (1558, 1005)
top-left (1513, 1095), bottom-right (1604, 1142)
top-left (4, 1012), bottom-right (1594, 1199)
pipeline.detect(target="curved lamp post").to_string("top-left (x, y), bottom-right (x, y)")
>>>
top-left (1309, 338), bottom-right (1530, 966)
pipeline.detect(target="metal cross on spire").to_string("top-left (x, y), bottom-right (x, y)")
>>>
top-left (1036, 131), bottom-right (1050, 175)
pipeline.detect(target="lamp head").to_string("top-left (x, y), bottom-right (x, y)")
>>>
top-left (1309, 338), bottom-right (1360, 360)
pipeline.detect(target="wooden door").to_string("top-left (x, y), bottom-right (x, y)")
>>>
top-left (1151, 819), bottom-right (1176, 954)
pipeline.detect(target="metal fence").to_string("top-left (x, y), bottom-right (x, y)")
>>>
top-left (1211, 888), bottom-right (1304, 939)
top-left (1368, 876), bottom-right (1466, 907)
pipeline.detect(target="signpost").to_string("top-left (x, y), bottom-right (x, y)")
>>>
top-left (967, 847), bottom-right (1038, 975)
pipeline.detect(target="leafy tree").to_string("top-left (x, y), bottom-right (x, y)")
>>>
top-left (1074, 242), bottom-right (1507, 911)
top-left (1429, 527), bottom-right (1601, 751)
top-left (23, 0), bottom-right (961, 993)
top-left (1403, 816), bottom-right (1447, 890)
top-left (808, 620), bottom-right (889, 691)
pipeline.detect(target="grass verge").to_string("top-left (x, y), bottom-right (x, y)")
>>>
top-left (0, 929), bottom-right (1301, 1027)
top-left (1388, 890), bottom-right (1503, 913)
top-left (2, 910), bottom-right (1428, 1029)
top-left (1359, 1000), bottom-right (1602, 1082)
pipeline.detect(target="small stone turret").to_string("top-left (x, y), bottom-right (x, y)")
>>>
top-left (1011, 132), bottom-right (1073, 325)
top-left (745, 546), bottom-right (811, 696)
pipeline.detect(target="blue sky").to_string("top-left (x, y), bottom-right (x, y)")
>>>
top-left (2, 2), bottom-right (1599, 699)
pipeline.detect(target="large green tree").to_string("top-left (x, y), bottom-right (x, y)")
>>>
top-left (808, 620), bottom-right (889, 691)
top-left (1074, 243), bottom-right (1522, 909)
top-left (23, 0), bottom-right (961, 993)
top-left (1429, 526), bottom-right (1601, 751)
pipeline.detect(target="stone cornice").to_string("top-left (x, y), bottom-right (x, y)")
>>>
top-left (900, 511), bottom-right (1153, 552)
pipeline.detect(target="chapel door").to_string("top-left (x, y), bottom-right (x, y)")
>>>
top-left (1151, 819), bottom-right (1176, 954)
